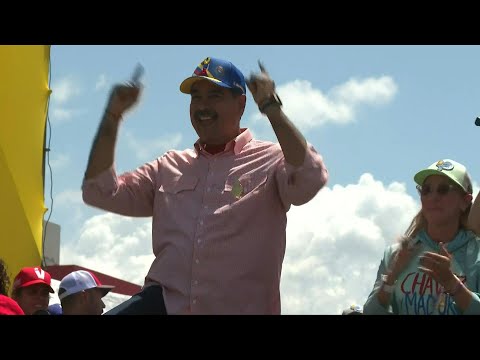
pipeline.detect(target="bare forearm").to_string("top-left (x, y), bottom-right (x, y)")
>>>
top-left (265, 106), bottom-right (307, 167)
top-left (84, 112), bottom-right (121, 180)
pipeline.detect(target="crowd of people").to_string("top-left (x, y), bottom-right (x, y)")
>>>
top-left (2, 56), bottom-right (480, 315)
top-left (0, 263), bottom-right (115, 315)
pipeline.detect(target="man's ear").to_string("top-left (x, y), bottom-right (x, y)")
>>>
top-left (239, 94), bottom-right (247, 117)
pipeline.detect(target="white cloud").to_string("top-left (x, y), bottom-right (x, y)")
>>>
top-left (250, 76), bottom-right (398, 131)
top-left (50, 108), bottom-right (87, 124)
top-left (49, 153), bottom-right (70, 170)
top-left (59, 173), bottom-right (419, 314)
top-left (49, 189), bottom-right (85, 225)
top-left (124, 131), bottom-right (183, 160)
top-left (51, 108), bottom-right (74, 122)
top-left (51, 77), bottom-right (80, 104)
top-left (95, 74), bottom-right (108, 91)
top-left (281, 173), bottom-right (417, 314)
top-left (330, 75), bottom-right (398, 106)
top-left (55, 189), bottom-right (83, 207)
top-left (49, 77), bottom-right (83, 124)
top-left (61, 214), bottom-right (153, 286)
top-left (472, 181), bottom-right (480, 197)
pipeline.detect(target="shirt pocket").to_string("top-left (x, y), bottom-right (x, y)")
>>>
top-left (159, 174), bottom-right (199, 194)
top-left (224, 173), bottom-right (268, 201)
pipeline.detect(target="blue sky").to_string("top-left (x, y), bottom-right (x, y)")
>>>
top-left (45, 45), bottom-right (480, 314)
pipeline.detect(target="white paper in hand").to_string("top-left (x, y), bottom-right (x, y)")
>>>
top-left (131, 63), bottom-right (145, 86)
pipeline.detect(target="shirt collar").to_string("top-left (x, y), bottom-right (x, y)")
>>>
top-left (194, 128), bottom-right (252, 157)
top-left (413, 228), bottom-right (471, 253)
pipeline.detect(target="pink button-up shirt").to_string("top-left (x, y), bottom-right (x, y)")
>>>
top-left (82, 129), bottom-right (328, 314)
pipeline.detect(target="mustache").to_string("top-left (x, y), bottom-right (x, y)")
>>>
top-left (194, 110), bottom-right (217, 120)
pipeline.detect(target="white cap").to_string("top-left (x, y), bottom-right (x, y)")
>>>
top-left (58, 270), bottom-right (115, 300)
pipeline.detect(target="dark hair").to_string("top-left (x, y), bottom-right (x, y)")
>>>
top-left (0, 259), bottom-right (11, 296)
top-left (59, 289), bottom-right (82, 307)
top-left (231, 88), bottom-right (245, 97)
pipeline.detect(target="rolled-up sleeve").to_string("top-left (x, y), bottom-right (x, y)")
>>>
top-left (82, 160), bottom-right (159, 217)
top-left (275, 143), bottom-right (328, 208)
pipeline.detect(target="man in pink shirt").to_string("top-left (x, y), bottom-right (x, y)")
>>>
top-left (82, 57), bottom-right (328, 314)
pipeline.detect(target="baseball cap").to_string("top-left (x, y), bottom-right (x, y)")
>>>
top-left (12, 267), bottom-right (54, 293)
top-left (180, 57), bottom-right (246, 95)
top-left (341, 304), bottom-right (363, 315)
top-left (58, 270), bottom-right (115, 300)
top-left (47, 303), bottom-right (62, 315)
top-left (414, 159), bottom-right (473, 194)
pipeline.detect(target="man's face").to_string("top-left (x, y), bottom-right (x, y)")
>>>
top-left (189, 80), bottom-right (246, 145)
top-left (14, 284), bottom-right (50, 315)
top-left (81, 288), bottom-right (107, 315)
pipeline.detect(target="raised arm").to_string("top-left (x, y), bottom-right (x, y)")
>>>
top-left (84, 82), bottom-right (141, 180)
top-left (246, 61), bottom-right (307, 168)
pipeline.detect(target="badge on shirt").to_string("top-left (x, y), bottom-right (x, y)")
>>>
top-left (232, 179), bottom-right (244, 200)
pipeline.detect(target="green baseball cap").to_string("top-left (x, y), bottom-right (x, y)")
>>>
top-left (414, 159), bottom-right (473, 194)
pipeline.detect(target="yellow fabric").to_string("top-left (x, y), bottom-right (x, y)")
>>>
top-left (0, 45), bottom-right (51, 291)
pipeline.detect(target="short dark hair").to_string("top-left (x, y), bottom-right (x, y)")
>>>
top-left (231, 88), bottom-right (244, 97)
top-left (59, 289), bottom-right (82, 307)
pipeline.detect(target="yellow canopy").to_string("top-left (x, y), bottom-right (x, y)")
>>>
top-left (0, 45), bottom-right (51, 291)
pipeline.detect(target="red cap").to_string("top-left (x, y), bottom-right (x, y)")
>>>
top-left (12, 267), bottom-right (54, 293)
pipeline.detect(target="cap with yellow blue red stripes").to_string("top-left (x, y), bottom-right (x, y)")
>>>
top-left (180, 57), bottom-right (246, 95)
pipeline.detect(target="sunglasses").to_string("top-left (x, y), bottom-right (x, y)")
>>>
top-left (416, 183), bottom-right (458, 196)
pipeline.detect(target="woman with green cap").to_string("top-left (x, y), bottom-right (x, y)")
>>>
top-left (363, 159), bottom-right (480, 315)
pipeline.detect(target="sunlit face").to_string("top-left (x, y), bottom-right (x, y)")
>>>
top-left (189, 80), bottom-right (246, 145)
top-left (419, 175), bottom-right (472, 226)
top-left (14, 284), bottom-right (51, 315)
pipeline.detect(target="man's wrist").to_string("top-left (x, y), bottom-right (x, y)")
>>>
top-left (104, 109), bottom-right (122, 121)
top-left (99, 111), bottom-right (121, 136)
top-left (258, 93), bottom-right (282, 114)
